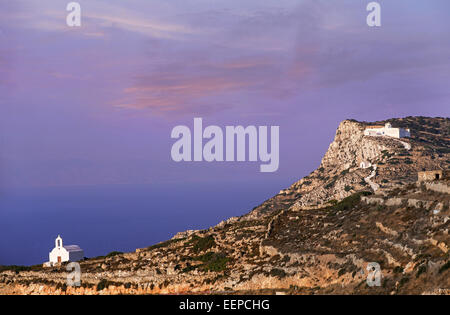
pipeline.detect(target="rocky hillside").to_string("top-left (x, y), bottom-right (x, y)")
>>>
top-left (1, 116), bottom-right (448, 295)
top-left (244, 116), bottom-right (449, 218)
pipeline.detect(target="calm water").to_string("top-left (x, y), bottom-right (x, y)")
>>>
top-left (0, 181), bottom-right (283, 266)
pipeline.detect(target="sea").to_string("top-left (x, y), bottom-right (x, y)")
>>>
top-left (0, 181), bottom-right (284, 266)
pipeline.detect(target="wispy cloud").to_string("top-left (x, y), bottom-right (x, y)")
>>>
top-left (82, 13), bottom-right (198, 40)
top-left (1, 0), bottom-right (201, 40)
top-left (118, 75), bottom-right (249, 111)
top-left (115, 53), bottom-right (312, 115)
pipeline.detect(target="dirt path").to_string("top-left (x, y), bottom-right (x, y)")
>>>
top-left (364, 164), bottom-right (379, 192)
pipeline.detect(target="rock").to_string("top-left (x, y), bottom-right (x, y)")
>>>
top-left (385, 198), bottom-right (404, 207)
top-left (171, 230), bottom-right (198, 240)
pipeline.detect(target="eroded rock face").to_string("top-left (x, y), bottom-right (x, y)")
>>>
top-left (320, 120), bottom-right (381, 171)
top-left (246, 116), bottom-right (449, 214)
top-left (1, 117), bottom-right (448, 295)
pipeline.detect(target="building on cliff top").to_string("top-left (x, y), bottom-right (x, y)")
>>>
top-left (47, 235), bottom-right (84, 266)
top-left (418, 170), bottom-right (447, 182)
top-left (364, 122), bottom-right (410, 138)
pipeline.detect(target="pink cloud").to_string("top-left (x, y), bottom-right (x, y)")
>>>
top-left (115, 56), bottom-right (313, 115)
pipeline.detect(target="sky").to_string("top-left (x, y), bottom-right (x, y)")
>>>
top-left (0, 0), bottom-right (449, 189)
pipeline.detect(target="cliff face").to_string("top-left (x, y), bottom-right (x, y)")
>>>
top-left (1, 116), bottom-right (449, 295)
top-left (320, 120), bottom-right (376, 170)
top-left (288, 119), bottom-right (391, 209)
top-left (245, 116), bottom-right (448, 217)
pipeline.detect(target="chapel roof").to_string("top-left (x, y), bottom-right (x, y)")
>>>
top-left (64, 245), bottom-right (83, 252)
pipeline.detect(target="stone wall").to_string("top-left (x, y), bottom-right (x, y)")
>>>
top-left (423, 181), bottom-right (450, 194)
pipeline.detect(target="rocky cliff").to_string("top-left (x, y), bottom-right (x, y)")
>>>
top-left (1, 116), bottom-right (449, 295)
top-left (244, 116), bottom-right (449, 217)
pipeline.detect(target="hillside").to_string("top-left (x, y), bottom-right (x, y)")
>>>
top-left (1, 116), bottom-right (449, 295)
top-left (245, 116), bottom-right (449, 218)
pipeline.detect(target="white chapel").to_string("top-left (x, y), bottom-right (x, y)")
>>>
top-left (48, 235), bottom-right (84, 265)
top-left (364, 122), bottom-right (410, 138)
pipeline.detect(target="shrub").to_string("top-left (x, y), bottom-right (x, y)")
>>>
top-left (416, 264), bottom-right (427, 278)
top-left (195, 252), bottom-right (230, 272)
top-left (331, 191), bottom-right (371, 212)
top-left (106, 251), bottom-right (123, 258)
top-left (344, 185), bottom-right (353, 192)
top-left (96, 279), bottom-right (109, 291)
top-left (147, 238), bottom-right (185, 251)
top-left (393, 266), bottom-right (404, 274)
top-left (182, 264), bottom-right (196, 273)
top-left (269, 268), bottom-right (286, 279)
top-left (55, 282), bottom-right (68, 291)
top-left (0, 265), bottom-right (32, 273)
top-left (399, 277), bottom-right (409, 287)
top-left (439, 261), bottom-right (450, 274)
top-left (190, 235), bottom-right (216, 253)
top-left (325, 180), bottom-right (336, 189)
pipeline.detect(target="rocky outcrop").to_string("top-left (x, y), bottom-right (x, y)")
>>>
top-left (248, 116), bottom-right (449, 214)
top-left (171, 230), bottom-right (198, 240)
top-left (320, 120), bottom-right (384, 171)
top-left (287, 120), bottom-right (405, 210)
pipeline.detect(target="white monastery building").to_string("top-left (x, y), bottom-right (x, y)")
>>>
top-left (364, 122), bottom-right (410, 138)
top-left (48, 235), bottom-right (84, 265)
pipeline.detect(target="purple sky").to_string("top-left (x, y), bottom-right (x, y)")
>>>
top-left (0, 0), bottom-right (449, 189)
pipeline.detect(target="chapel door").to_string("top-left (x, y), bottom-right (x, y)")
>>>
top-left (57, 256), bottom-right (61, 263)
